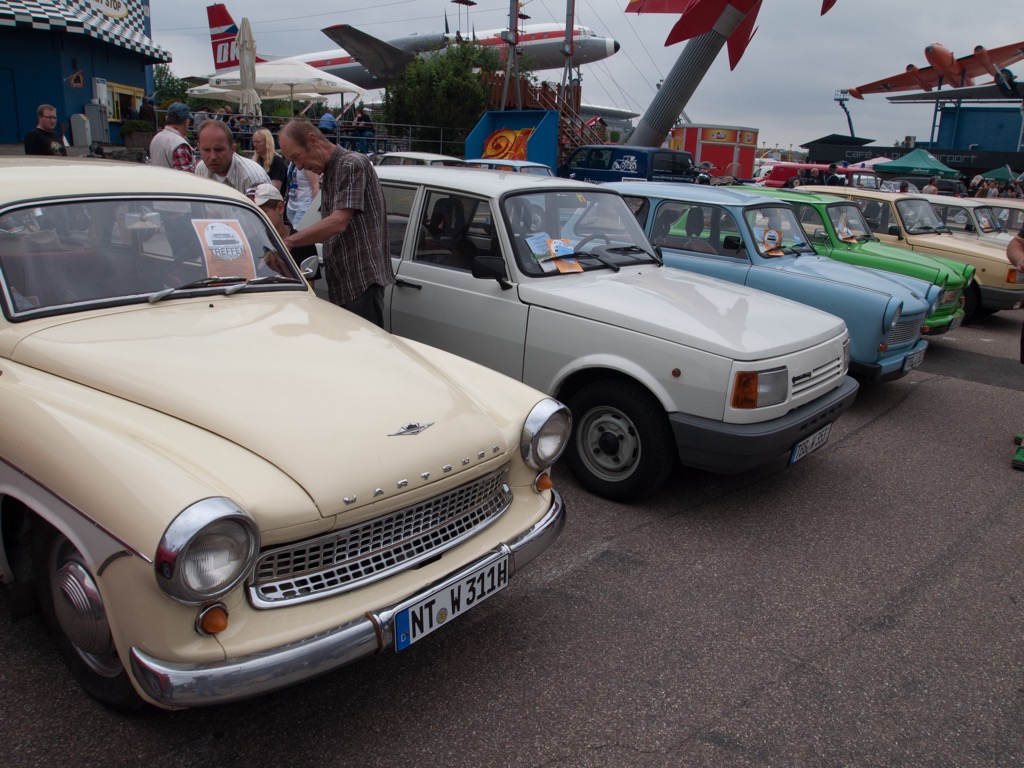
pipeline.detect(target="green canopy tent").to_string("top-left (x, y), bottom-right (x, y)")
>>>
top-left (873, 148), bottom-right (961, 179)
top-left (981, 165), bottom-right (1020, 182)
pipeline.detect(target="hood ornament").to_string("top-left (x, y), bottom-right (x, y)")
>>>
top-left (389, 422), bottom-right (434, 436)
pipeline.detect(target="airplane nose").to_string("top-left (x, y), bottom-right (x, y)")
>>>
top-left (613, 40), bottom-right (621, 53)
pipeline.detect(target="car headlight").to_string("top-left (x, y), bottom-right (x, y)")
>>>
top-left (732, 367), bottom-right (788, 409)
top-left (521, 398), bottom-right (572, 470)
top-left (155, 498), bottom-right (260, 604)
top-left (888, 302), bottom-right (903, 332)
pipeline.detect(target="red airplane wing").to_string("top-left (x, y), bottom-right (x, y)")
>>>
top-left (848, 67), bottom-right (941, 99)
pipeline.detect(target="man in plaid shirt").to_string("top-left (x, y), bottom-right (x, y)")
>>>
top-left (280, 119), bottom-right (393, 328)
top-left (148, 103), bottom-right (195, 173)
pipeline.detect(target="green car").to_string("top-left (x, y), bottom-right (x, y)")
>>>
top-left (741, 187), bottom-right (975, 335)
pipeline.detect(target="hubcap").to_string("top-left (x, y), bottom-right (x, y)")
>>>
top-left (50, 538), bottom-right (122, 678)
top-left (577, 406), bottom-right (642, 482)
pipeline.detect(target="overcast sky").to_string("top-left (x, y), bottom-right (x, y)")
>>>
top-left (149, 0), bottom-right (1023, 151)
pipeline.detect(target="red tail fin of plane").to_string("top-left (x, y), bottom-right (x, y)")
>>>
top-left (207, 3), bottom-right (241, 71)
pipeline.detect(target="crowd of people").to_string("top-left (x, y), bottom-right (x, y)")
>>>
top-left (22, 100), bottom-right (393, 329)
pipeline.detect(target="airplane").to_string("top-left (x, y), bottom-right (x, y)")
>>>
top-left (848, 40), bottom-right (1024, 99)
top-left (206, 3), bottom-right (621, 91)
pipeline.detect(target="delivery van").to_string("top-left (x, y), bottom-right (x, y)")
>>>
top-left (557, 145), bottom-right (697, 183)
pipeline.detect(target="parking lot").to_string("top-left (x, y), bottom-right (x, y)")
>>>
top-left (3, 310), bottom-right (1023, 767)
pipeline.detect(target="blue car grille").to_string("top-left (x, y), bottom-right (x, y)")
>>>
top-left (888, 319), bottom-right (921, 346)
top-left (249, 465), bottom-right (512, 607)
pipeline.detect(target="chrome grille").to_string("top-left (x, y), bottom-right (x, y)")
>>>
top-left (792, 357), bottom-right (843, 396)
top-left (250, 465), bottom-right (512, 608)
top-left (888, 319), bottom-right (920, 346)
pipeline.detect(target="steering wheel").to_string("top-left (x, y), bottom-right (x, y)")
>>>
top-left (574, 233), bottom-right (610, 251)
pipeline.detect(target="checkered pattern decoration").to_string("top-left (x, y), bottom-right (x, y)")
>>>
top-left (0, 0), bottom-right (171, 62)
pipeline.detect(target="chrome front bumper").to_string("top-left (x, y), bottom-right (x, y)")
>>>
top-left (130, 490), bottom-right (564, 708)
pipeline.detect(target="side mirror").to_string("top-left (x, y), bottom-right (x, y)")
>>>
top-left (887, 224), bottom-right (903, 238)
top-left (472, 255), bottom-right (513, 290)
top-left (300, 254), bottom-right (320, 279)
top-left (722, 235), bottom-right (742, 252)
top-left (813, 228), bottom-right (829, 243)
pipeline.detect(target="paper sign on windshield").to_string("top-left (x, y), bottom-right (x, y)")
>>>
top-left (192, 220), bottom-right (256, 279)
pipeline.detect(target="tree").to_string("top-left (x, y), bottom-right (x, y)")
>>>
top-left (383, 43), bottom-right (501, 154)
top-left (153, 64), bottom-right (188, 105)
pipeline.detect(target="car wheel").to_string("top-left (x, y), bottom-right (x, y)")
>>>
top-left (565, 379), bottom-right (676, 502)
top-left (33, 520), bottom-right (146, 712)
top-left (963, 282), bottom-right (982, 322)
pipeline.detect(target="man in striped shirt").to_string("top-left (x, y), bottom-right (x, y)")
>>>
top-left (194, 120), bottom-right (270, 193)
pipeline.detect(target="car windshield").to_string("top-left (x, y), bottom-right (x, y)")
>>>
top-left (0, 196), bottom-right (304, 320)
top-left (503, 190), bottom-right (658, 275)
top-left (743, 205), bottom-right (814, 256)
top-left (895, 198), bottom-right (947, 234)
top-left (972, 205), bottom-right (1004, 233)
top-left (992, 205), bottom-right (1024, 232)
top-left (826, 203), bottom-right (873, 241)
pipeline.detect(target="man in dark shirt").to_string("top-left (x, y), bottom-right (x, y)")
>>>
top-left (1009, 226), bottom-right (1024, 469)
top-left (24, 104), bottom-right (67, 156)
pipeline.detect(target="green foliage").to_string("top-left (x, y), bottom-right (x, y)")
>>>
top-left (383, 42), bottom-right (501, 150)
top-left (153, 64), bottom-right (188, 104)
top-left (120, 119), bottom-right (157, 136)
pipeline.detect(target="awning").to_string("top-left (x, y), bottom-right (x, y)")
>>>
top-left (0, 0), bottom-right (172, 63)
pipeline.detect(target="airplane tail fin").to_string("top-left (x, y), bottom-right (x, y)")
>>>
top-left (207, 3), bottom-right (241, 71)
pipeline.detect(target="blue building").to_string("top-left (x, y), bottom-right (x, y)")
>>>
top-left (0, 0), bottom-right (171, 146)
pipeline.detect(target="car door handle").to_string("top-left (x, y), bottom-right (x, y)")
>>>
top-left (395, 278), bottom-right (422, 290)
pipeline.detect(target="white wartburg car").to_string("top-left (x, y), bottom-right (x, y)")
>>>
top-left (0, 158), bottom-right (570, 711)
top-left (372, 166), bottom-right (860, 501)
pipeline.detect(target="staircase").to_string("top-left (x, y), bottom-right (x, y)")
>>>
top-left (484, 74), bottom-right (608, 164)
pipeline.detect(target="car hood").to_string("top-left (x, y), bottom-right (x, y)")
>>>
top-left (515, 267), bottom-right (845, 359)
top-left (910, 232), bottom-right (1011, 264)
top-left (779, 255), bottom-right (933, 310)
top-left (8, 295), bottom-right (510, 518)
top-left (845, 240), bottom-right (971, 286)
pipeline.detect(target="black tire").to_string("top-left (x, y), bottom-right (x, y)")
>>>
top-left (564, 379), bottom-right (677, 502)
top-left (963, 282), bottom-right (982, 322)
top-left (32, 520), bottom-right (147, 713)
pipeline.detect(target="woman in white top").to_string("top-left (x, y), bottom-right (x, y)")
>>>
top-left (286, 161), bottom-right (320, 228)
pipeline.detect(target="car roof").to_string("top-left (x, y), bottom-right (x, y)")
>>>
top-left (0, 157), bottom-right (251, 204)
top-left (378, 151), bottom-right (465, 164)
top-left (375, 165), bottom-right (603, 195)
top-left (465, 158), bottom-right (549, 169)
top-left (914, 192), bottom-right (994, 208)
top-left (604, 181), bottom-right (790, 207)
top-left (738, 186), bottom-right (850, 205)
top-left (814, 185), bottom-right (927, 201)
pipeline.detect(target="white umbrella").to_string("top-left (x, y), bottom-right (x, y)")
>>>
top-left (185, 84), bottom-right (325, 105)
top-left (236, 17), bottom-right (261, 119)
top-left (210, 59), bottom-right (367, 112)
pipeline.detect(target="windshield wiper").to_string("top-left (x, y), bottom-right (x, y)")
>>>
top-left (148, 275), bottom-right (249, 303)
top-left (246, 274), bottom-right (304, 285)
top-left (606, 245), bottom-right (661, 263)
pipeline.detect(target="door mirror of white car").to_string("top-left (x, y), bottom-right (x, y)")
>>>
top-left (472, 255), bottom-right (513, 290)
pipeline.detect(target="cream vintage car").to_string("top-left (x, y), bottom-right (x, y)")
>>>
top-left (0, 158), bottom-right (569, 711)
top-left (818, 186), bottom-right (1024, 319)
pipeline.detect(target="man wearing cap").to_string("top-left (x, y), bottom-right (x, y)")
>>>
top-left (249, 182), bottom-right (319, 285)
top-left (195, 119), bottom-right (270, 193)
top-left (825, 163), bottom-right (844, 186)
top-left (149, 102), bottom-right (195, 173)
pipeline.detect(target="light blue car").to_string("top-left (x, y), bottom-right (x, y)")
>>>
top-left (609, 183), bottom-right (940, 383)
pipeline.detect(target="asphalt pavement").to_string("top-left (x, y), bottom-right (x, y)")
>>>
top-left (2, 311), bottom-right (1023, 767)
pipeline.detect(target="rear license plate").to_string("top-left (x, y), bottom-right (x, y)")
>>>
top-left (394, 555), bottom-right (509, 651)
top-left (903, 347), bottom-right (926, 373)
top-left (789, 423), bottom-right (831, 465)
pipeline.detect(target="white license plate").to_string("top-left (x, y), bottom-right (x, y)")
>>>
top-left (789, 423), bottom-right (831, 465)
top-left (948, 315), bottom-right (963, 330)
top-left (903, 347), bottom-right (926, 373)
top-left (394, 555), bottom-right (509, 651)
